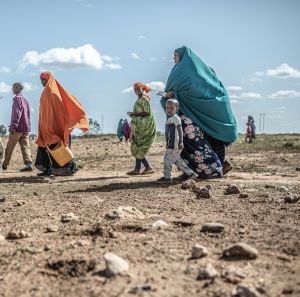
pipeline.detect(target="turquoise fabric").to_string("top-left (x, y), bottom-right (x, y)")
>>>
top-left (161, 46), bottom-right (237, 143)
top-left (117, 119), bottom-right (124, 140)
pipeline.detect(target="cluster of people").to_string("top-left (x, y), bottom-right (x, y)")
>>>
top-left (1, 46), bottom-right (238, 181)
top-left (245, 115), bottom-right (256, 143)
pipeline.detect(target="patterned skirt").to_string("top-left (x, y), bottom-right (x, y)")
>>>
top-left (180, 115), bottom-right (223, 179)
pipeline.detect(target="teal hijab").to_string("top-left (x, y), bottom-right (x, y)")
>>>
top-left (161, 46), bottom-right (237, 143)
top-left (117, 119), bottom-right (124, 140)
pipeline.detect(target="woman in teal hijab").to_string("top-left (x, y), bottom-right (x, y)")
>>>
top-left (161, 46), bottom-right (237, 179)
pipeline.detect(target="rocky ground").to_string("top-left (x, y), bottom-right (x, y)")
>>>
top-left (0, 134), bottom-right (299, 297)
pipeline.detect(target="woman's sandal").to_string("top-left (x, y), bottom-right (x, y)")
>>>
top-left (127, 169), bottom-right (141, 176)
top-left (141, 167), bottom-right (155, 175)
top-left (223, 160), bottom-right (233, 175)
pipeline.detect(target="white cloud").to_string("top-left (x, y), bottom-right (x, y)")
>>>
top-left (131, 53), bottom-right (140, 60)
top-left (19, 44), bottom-right (122, 71)
top-left (227, 85), bottom-right (242, 91)
top-left (266, 64), bottom-right (300, 78)
top-left (254, 64), bottom-right (300, 79)
top-left (105, 63), bottom-right (122, 70)
top-left (268, 90), bottom-right (300, 99)
top-left (149, 57), bottom-right (158, 62)
top-left (122, 81), bottom-right (165, 94)
top-left (138, 35), bottom-right (146, 39)
top-left (230, 92), bottom-right (263, 99)
top-left (23, 82), bottom-right (38, 92)
top-left (0, 82), bottom-right (11, 93)
top-left (0, 82), bottom-right (38, 93)
top-left (0, 67), bottom-right (10, 73)
top-left (249, 76), bottom-right (263, 83)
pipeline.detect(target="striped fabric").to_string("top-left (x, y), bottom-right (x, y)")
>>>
top-left (10, 94), bottom-right (31, 133)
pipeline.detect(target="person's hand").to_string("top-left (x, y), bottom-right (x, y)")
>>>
top-left (157, 91), bottom-right (167, 97)
top-left (166, 91), bottom-right (174, 99)
top-left (127, 112), bottom-right (133, 117)
top-left (178, 142), bottom-right (184, 150)
top-left (129, 132), bottom-right (133, 142)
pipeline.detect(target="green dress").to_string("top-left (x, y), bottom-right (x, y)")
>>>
top-left (131, 96), bottom-right (156, 160)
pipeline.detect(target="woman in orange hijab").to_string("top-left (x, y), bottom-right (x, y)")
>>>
top-left (35, 71), bottom-right (89, 176)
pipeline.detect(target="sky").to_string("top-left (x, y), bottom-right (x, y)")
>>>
top-left (0, 0), bottom-right (300, 134)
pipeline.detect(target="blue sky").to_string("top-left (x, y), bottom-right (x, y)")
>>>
top-left (0, 0), bottom-right (299, 134)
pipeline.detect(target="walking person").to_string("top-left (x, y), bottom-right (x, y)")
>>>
top-left (127, 82), bottom-right (156, 175)
top-left (2, 83), bottom-right (33, 172)
top-left (0, 138), bottom-right (4, 173)
top-left (157, 99), bottom-right (196, 183)
top-left (35, 71), bottom-right (89, 176)
top-left (160, 46), bottom-right (237, 179)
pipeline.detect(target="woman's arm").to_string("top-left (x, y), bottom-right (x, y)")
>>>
top-left (127, 111), bottom-right (150, 117)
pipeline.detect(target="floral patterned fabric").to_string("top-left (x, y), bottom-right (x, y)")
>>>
top-left (180, 115), bottom-right (223, 179)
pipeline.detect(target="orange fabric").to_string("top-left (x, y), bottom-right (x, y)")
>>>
top-left (36, 71), bottom-right (89, 147)
top-left (134, 82), bottom-right (151, 93)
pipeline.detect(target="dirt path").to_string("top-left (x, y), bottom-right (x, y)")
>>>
top-left (0, 136), bottom-right (299, 297)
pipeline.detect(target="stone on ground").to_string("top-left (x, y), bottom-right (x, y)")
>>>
top-left (225, 184), bottom-right (241, 195)
top-left (104, 252), bottom-right (129, 277)
top-left (223, 242), bottom-right (258, 259)
top-left (152, 220), bottom-right (168, 228)
top-left (61, 212), bottom-right (79, 223)
top-left (6, 230), bottom-right (28, 240)
top-left (191, 244), bottom-right (208, 259)
top-left (197, 263), bottom-right (219, 280)
top-left (105, 206), bottom-right (144, 220)
top-left (234, 284), bottom-right (260, 297)
top-left (46, 225), bottom-right (59, 232)
top-left (196, 188), bottom-right (211, 199)
top-left (201, 222), bottom-right (225, 233)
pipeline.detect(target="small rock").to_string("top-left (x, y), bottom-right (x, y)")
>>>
top-left (129, 283), bottom-right (153, 294)
top-left (197, 263), bottom-right (219, 280)
top-left (283, 195), bottom-right (299, 203)
top-left (6, 230), bottom-right (28, 240)
top-left (234, 284), bottom-right (260, 297)
top-left (181, 180), bottom-right (194, 190)
top-left (279, 186), bottom-right (289, 192)
top-left (14, 200), bottom-right (25, 206)
top-left (105, 206), bottom-right (143, 220)
top-left (222, 269), bottom-right (246, 284)
top-left (191, 244), bottom-right (208, 259)
top-left (196, 188), bottom-right (211, 199)
top-left (296, 167), bottom-right (300, 172)
top-left (223, 242), bottom-right (258, 259)
top-left (104, 252), bottom-right (129, 277)
top-left (205, 184), bottom-right (213, 190)
top-left (282, 286), bottom-right (294, 294)
top-left (46, 225), bottom-right (59, 232)
top-left (225, 184), bottom-right (240, 195)
top-left (201, 222), bottom-right (225, 233)
top-left (0, 234), bottom-right (5, 241)
top-left (33, 191), bottom-right (38, 196)
top-left (0, 197), bottom-right (5, 203)
top-left (152, 220), bottom-right (168, 228)
top-left (61, 212), bottom-right (79, 223)
top-left (239, 193), bottom-right (249, 199)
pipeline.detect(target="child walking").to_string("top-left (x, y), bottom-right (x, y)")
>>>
top-left (157, 99), bottom-right (195, 183)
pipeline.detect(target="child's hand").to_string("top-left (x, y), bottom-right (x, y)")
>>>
top-left (178, 142), bottom-right (184, 150)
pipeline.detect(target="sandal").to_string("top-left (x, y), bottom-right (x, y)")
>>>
top-left (142, 167), bottom-right (155, 175)
top-left (223, 160), bottom-right (233, 175)
top-left (126, 169), bottom-right (141, 176)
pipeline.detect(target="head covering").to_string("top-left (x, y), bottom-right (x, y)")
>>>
top-left (162, 46), bottom-right (237, 144)
top-left (122, 119), bottom-right (131, 140)
top-left (36, 71), bottom-right (89, 147)
top-left (40, 73), bottom-right (48, 80)
top-left (117, 119), bottom-right (124, 140)
top-left (134, 82), bottom-right (151, 93)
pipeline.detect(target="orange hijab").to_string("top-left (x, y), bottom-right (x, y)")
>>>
top-left (36, 71), bottom-right (89, 147)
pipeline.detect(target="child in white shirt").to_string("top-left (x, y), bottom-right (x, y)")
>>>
top-left (157, 99), bottom-right (195, 183)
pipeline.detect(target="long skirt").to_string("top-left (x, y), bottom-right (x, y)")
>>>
top-left (180, 115), bottom-right (224, 179)
top-left (35, 136), bottom-right (77, 176)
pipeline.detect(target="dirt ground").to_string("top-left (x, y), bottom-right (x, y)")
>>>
top-left (0, 134), bottom-right (299, 297)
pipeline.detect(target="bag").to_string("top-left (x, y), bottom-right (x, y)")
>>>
top-left (46, 141), bottom-right (74, 167)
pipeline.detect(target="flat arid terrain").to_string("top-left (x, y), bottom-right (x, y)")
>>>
top-left (0, 134), bottom-right (299, 297)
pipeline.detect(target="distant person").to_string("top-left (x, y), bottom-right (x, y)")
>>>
top-left (0, 138), bottom-right (4, 173)
top-left (117, 119), bottom-right (124, 142)
top-left (157, 99), bottom-right (195, 183)
top-left (122, 119), bottom-right (131, 143)
top-left (245, 123), bottom-right (253, 143)
top-left (2, 83), bottom-right (33, 172)
top-left (35, 71), bottom-right (89, 176)
top-left (160, 46), bottom-right (237, 179)
top-left (247, 115), bottom-right (256, 140)
top-left (127, 82), bottom-right (156, 175)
